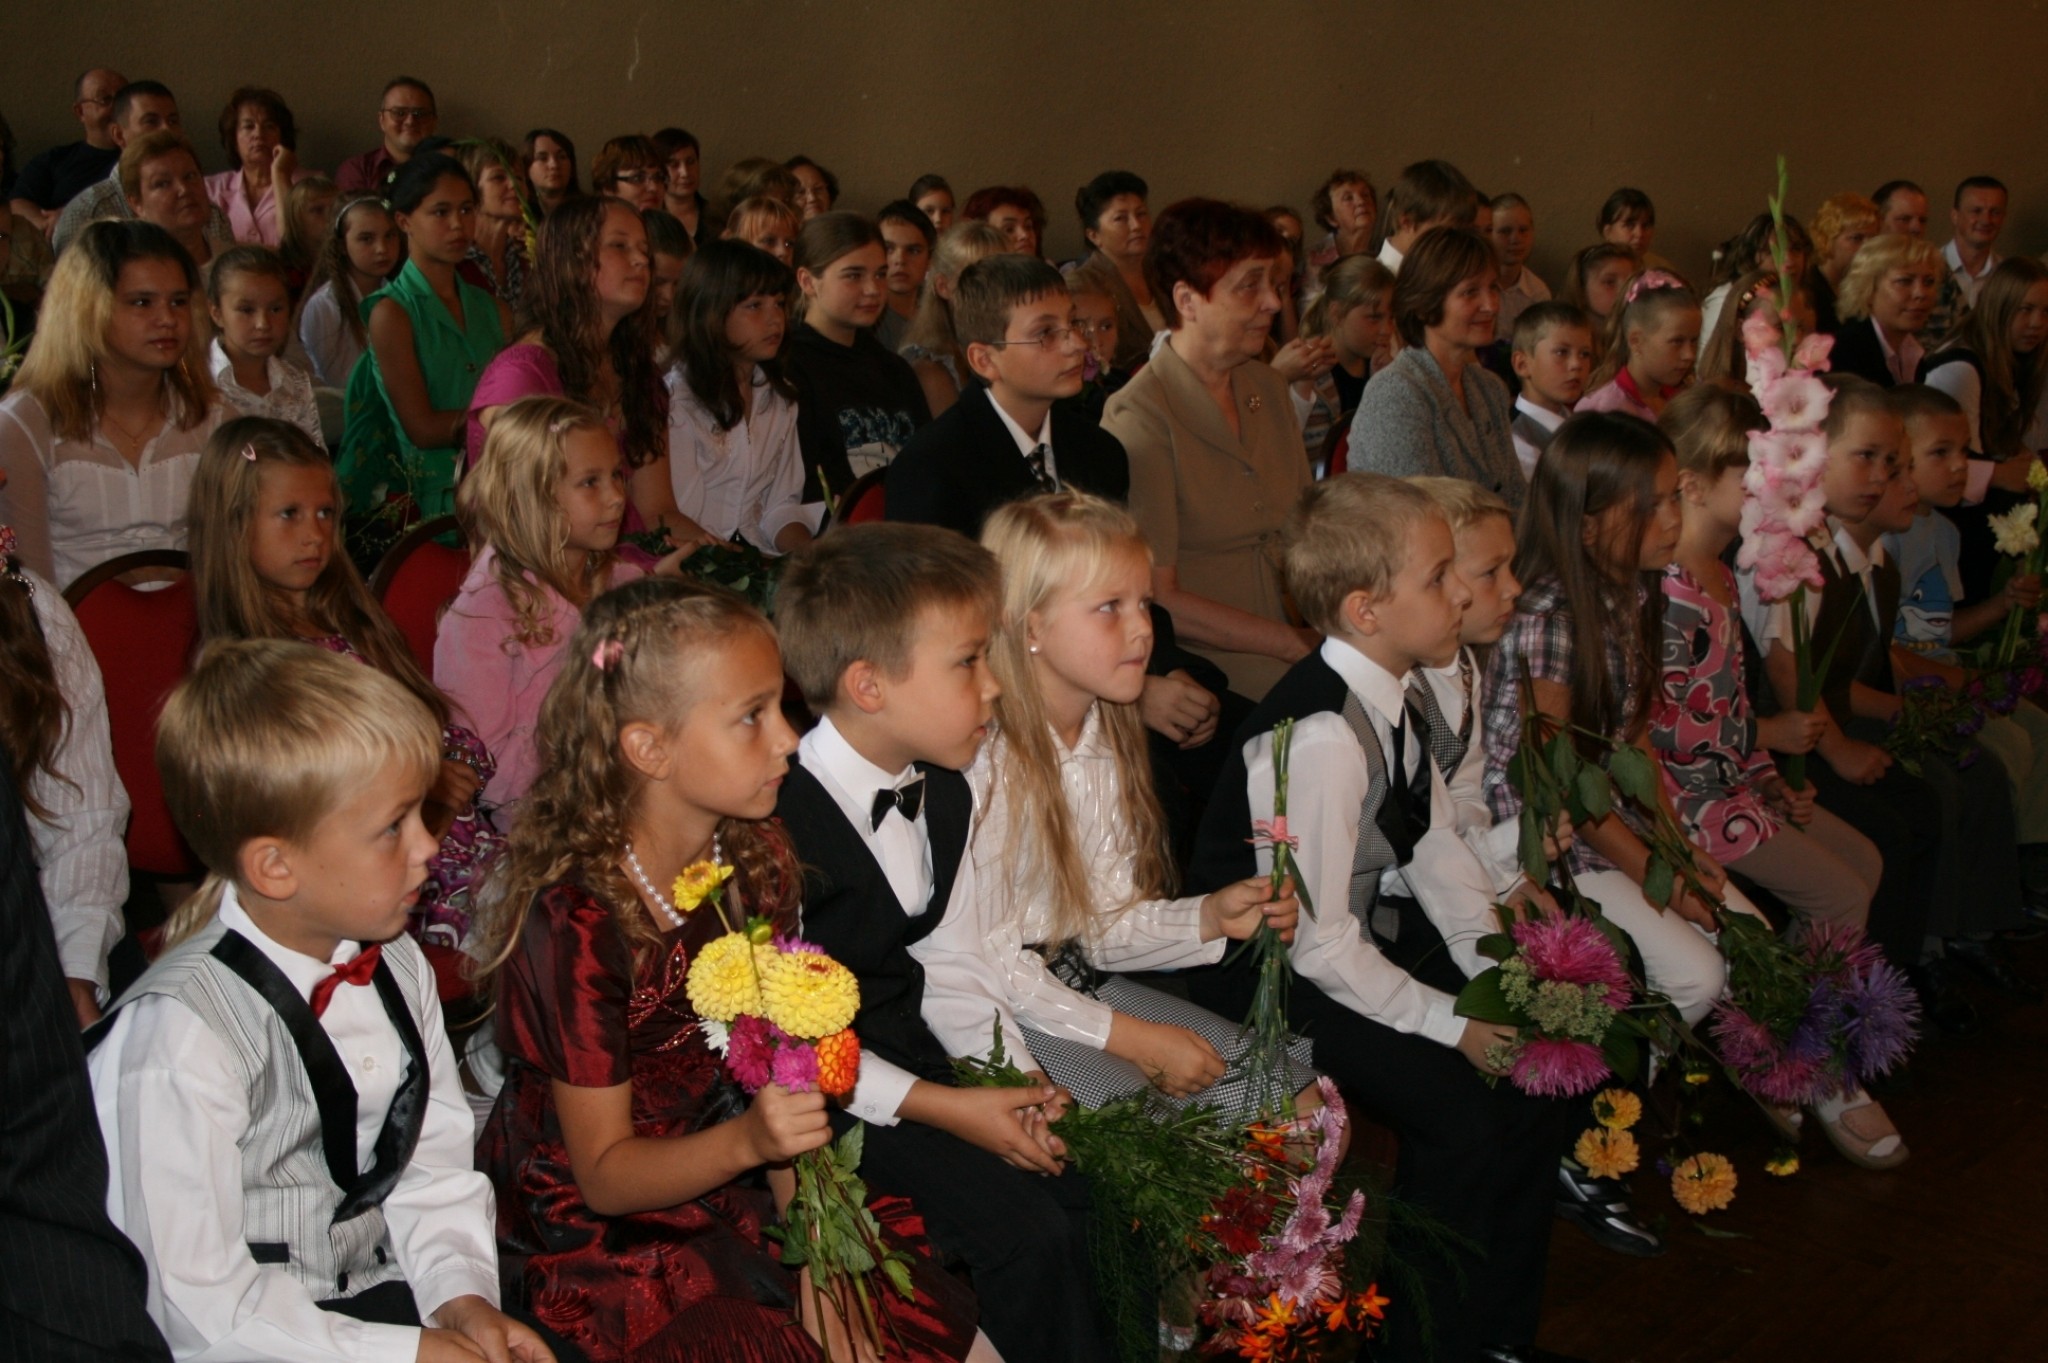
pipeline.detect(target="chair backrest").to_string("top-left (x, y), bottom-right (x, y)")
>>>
top-left (63, 551), bottom-right (200, 878)
top-left (838, 468), bottom-right (887, 526)
top-left (369, 516), bottom-right (468, 678)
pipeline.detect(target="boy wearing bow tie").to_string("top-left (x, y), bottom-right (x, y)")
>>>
top-left (772, 523), bottom-right (1116, 1363)
top-left (86, 641), bottom-right (551, 1363)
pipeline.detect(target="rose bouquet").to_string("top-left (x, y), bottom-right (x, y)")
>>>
top-left (677, 859), bottom-right (909, 1357)
top-left (1708, 915), bottom-right (1921, 1108)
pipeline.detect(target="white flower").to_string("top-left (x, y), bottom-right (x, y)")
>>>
top-left (1989, 504), bottom-right (2041, 558)
top-left (2029, 459), bottom-right (2048, 495)
top-left (700, 1017), bottom-right (731, 1055)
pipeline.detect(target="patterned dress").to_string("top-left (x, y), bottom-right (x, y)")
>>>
top-left (1652, 563), bottom-right (1782, 862)
top-left (308, 634), bottom-right (500, 948)
top-left (478, 879), bottom-right (978, 1363)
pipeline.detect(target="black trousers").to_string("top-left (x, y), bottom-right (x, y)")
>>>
top-left (1295, 981), bottom-right (1568, 1363)
top-left (850, 1114), bottom-right (1114, 1363)
top-left (1802, 747), bottom-right (1943, 966)
top-left (323, 1278), bottom-right (585, 1362)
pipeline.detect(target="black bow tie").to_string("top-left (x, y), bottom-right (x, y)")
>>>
top-left (870, 777), bottom-right (926, 830)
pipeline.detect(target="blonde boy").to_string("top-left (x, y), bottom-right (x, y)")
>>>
top-left (88, 642), bottom-right (548, 1363)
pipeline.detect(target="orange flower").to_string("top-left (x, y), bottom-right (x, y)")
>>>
top-left (1671, 1151), bottom-right (1738, 1215)
top-left (1353, 1284), bottom-right (1389, 1321)
top-left (814, 1029), bottom-right (861, 1098)
top-left (1254, 1294), bottom-right (1298, 1337)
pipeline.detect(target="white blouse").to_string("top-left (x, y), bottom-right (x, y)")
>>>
top-left (666, 363), bottom-right (824, 553)
top-left (921, 706), bottom-right (1224, 1067)
top-left (22, 565), bottom-right (131, 995)
top-left (297, 281), bottom-right (364, 390)
top-left (209, 339), bottom-right (326, 449)
top-left (0, 389), bottom-right (225, 589)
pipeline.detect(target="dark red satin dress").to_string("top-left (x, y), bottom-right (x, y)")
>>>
top-left (478, 881), bottom-right (978, 1362)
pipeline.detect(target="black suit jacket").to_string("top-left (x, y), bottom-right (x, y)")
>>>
top-left (1827, 318), bottom-right (1897, 389)
top-left (884, 386), bottom-right (1130, 537)
top-left (774, 759), bottom-right (970, 1086)
top-left (0, 762), bottom-right (170, 1361)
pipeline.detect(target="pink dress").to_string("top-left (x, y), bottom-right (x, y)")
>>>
top-left (431, 547), bottom-right (646, 814)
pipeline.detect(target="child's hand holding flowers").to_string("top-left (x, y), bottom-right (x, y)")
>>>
top-left (1201, 874), bottom-right (1300, 944)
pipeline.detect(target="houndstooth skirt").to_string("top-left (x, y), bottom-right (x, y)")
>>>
top-left (1024, 973), bottom-right (1318, 1117)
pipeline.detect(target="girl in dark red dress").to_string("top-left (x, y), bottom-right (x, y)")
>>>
top-left (474, 577), bottom-right (987, 1363)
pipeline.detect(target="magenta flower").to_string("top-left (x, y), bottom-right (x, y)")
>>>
top-left (770, 1038), bottom-right (821, 1092)
top-left (1509, 1035), bottom-right (1612, 1098)
top-left (726, 1014), bottom-right (775, 1091)
top-left (1511, 915), bottom-right (1633, 1005)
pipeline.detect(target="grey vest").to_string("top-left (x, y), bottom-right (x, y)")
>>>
top-left (103, 917), bottom-right (433, 1304)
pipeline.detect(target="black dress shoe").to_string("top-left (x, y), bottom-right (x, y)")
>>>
top-left (1554, 1158), bottom-right (1665, 1257)
top-left (1479, 1346), bottom-right (1592, 1363)
top-left (1947, 936), bottom-right (2043, 1002)
top-left (1909, 958), bottom-right (1982, 1036)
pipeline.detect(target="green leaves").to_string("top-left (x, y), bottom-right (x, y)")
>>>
top-left (1605, 744), bottom-right (1662, 807)
top-left (1641, 853), bottom-right (1675, 910)
top-left (1454, 966), bottom-right (1524, 1026)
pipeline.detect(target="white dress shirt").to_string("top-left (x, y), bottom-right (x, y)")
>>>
top-left (208, 339), bottom-right (325, 450)
top-left (987, 395), bottom-right (1060, 486)
top-left (1419, 647), bottom-right (1527, 902)
top-left (0, 390), bottom-right (225, 589)
top-left (666, 362), bottom-right (823, 553)
top-left (1943, 239), bottom-right (2002, 308)
top-left (88, 887), bottom-right (500, 1362)
top-left (796, 717), bottom-right (1010, 1124)
top-left (1510, 395), bottom-right (1566, 481)
top-left (297, 282), bottom-right (365, 391)
top-left (921, 710), bottom-right (1226, 1068)
top-left (1738, 519), bottom-right (1884, 653)
top-left (1242, 638), bottom-right (1500, 1048)
top-left (24, 567), bottom-right (131, 995)
top-left (1377, 240), bottom-right (1405, 275)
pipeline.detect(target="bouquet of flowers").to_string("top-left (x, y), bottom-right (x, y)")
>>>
top-left (677, 859), bottom-right (907, 1357)
top-left (1239, 717), bottom-right (1313, 1118)
top-left (1733, 158), bottom-right (1844, 791)
top-left (621, 528), bottom-right (786, 615)
top-left (1455, 905), bottom-right (1648, 1098)
top-left (1983, 459), bottom-right (2048, 666)
top-left (1707, 915), bottom-right (1921, 1108)
top-left (955, 1028), bottom-right (1384, 1363)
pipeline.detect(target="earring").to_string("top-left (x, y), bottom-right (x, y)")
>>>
top-left (1028, 643), bottom-right (1040, 654)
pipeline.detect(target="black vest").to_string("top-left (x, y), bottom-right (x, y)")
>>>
top-left (1812, 541), bottom-right (1902, 723)
top-left (775, 760), bottom-right (968, 1085)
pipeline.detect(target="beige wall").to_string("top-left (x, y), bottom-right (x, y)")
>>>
top-left (5, 2), bottom-right (2046, 284)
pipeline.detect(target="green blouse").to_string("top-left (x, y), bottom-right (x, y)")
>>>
top-left (335, 259), bottom-right (505, 522)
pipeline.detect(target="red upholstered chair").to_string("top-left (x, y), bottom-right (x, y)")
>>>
top-left (837, 468), bottom-right (887, 526)
top-left (63, 551), bottom-right (200, 881)
top-left (368, 516), bottom-right (468, 679)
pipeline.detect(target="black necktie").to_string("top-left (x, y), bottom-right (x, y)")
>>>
top-left (870, 777), bottom-right (926, 830)
top-left (1025, 443), bottom-right (1056, 492)
top-left (1375, 696), bottom-right (1433, 865)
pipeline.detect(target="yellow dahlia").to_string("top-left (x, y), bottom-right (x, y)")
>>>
top-left (1671, 1152), bottom-right (1738, 1215)
top-left (672, 860), bottom-right (735, 914)
top-left (1574, 1126), bottom-right (1640, 1180)
top-left (685, 932), bottom-right (762, 1021)
top-left (1764, 1151), bottom-right (1800, 1177)
top-left (2030, 458), bottom-right (2048, 495)
top-left (816, 1029), bottom-right (862, 1097)
top-left (758, 948), bottom-right (860, 1038)
top-left (1591, 1088), bottom-right (1642, 1131)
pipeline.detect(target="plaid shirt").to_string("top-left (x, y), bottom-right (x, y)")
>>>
top-left (1480, 575), bottom-right (1649, 876)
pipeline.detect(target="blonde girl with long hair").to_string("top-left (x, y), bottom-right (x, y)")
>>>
top-left (921, 491), bottom-right (1318, 1117)
top-left (187, 414), bottom-right (498, 949)
top-left (0, 219), bottom-right (225, 587)
top-left (435, 395), bottom-right (675, 816)
top-left (472, 576), bottom-right (989, 1363)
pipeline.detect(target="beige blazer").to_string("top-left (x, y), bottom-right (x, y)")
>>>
top-left (1102, 340), bottom-right (1310, 699)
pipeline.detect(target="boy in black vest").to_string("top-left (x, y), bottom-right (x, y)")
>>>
top-left (774, 523), bottom-right (1113, 1363)
top-left (86, 642), bottom-right (550, 1363)
top-left (1189, 474), bottom-right (1573, 1363)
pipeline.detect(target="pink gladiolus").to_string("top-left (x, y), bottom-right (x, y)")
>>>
top-left (1741, 308), bottom-right (1782, 363)
top-left (1793, 331), bottom-right (1835, 370)
top-left (1756, 372), bottom-right (1831, 432)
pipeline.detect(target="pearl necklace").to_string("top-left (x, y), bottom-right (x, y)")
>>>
top-left (622, 835), bottom-right (723, 931)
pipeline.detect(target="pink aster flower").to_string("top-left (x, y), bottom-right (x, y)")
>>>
top-left (1511, 915), bottom-right (1633, 1004)
top-left (1510, 1035), bottom-right (1612, 1098)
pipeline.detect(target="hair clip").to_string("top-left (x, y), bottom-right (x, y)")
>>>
top-left (1623, 269), bottom-right (1686, 304)
top-left (549, 418), bottom-right (574, 434)
top-left (592, 639), bottom-right (625, 671)
top-left (240, 443), bottom-right (259, 462)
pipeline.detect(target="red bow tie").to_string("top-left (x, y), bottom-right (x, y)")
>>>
top-left (310, 944), bottom-right (382, 1018)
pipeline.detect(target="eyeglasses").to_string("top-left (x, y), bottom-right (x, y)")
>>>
top-left (614, 170), bottom-right (669, 187)
top-left (986, 325), bottom-right (1087, 351)
top-left (381, 106), bottom-right (435, 124)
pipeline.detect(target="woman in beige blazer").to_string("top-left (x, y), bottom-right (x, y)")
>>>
top-left (1103, 198), bottom-right (1316, 700)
